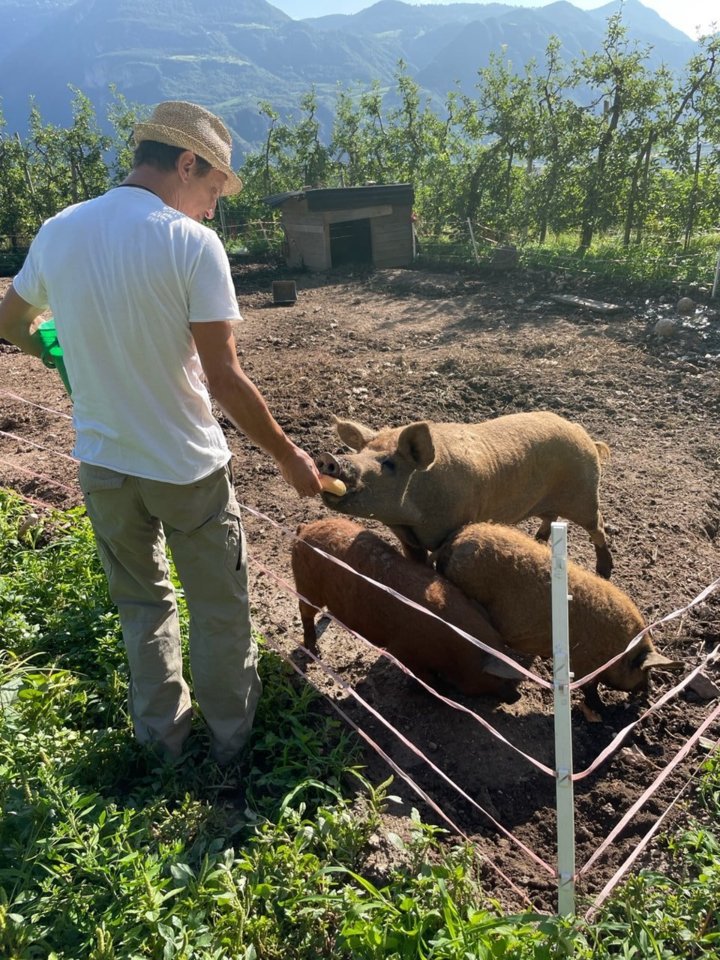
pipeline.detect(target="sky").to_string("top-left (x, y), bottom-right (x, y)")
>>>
top-left (272, 0), bottom-right (718, 41)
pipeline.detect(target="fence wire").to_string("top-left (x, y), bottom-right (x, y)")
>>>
top-left (1, 385), bottom-right (719, 916)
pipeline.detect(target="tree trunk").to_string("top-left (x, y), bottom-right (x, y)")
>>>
top-left (683, 139), bottom-right (702, 251)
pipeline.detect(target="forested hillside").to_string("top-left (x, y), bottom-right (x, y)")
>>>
top-left (0, 0), bottom-right (701, 153)
top-left (2, 7), bottom-right (718, 283)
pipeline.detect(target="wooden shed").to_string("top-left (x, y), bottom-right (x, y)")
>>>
top-left (264, 184), bottom-right (415, 271)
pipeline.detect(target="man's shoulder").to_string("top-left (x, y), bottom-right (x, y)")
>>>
top-left (180, 219), bottom-right (227, 256)
top-left (50, 191), bottom-right (113, 223)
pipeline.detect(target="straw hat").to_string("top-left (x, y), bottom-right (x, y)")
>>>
top-left (133, 101), bottom-right (243, 195)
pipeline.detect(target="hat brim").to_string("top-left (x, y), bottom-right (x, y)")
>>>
top-left (133, 121), bottom-right (243, 196)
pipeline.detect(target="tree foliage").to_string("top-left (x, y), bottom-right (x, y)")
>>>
top-left (0, 89), bottom-right (139, 248)
top-left (230, 15), bottom-right (720, 253)
top-left (1, 13), bottom-right (719, 259)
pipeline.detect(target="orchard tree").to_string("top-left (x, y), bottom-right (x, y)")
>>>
top-left (526, 39), bottom-right (589, 242)
top-left (475, 50), bottom-right (537, 235)
top-left (378, 67), bottom-right (461, 230)
top-left (663, 32), bottom-right (720, 246)
top-left (572, 15), bottom-right (654, 248)
top-left (27, 89), bottom-right (111, 223)
top-left (107, 86), bottom-right (143, 184)
top-left (234, 92), bottom-right (333, 220)
top-left (0, 113), bottom-right (36, 247)
top-left (291, 89), bottom-right (333, 189)
top-left (330, 86), bottom-right (375, 185)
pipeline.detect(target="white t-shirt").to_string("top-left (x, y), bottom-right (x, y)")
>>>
top-left (14, 186), bottom-right (241, 483)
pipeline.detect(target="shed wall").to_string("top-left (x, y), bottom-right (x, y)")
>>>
top-left (370, 205), bottom-right (413, 268)
top-left (282, 203), bottom-right (329, 270)
top-left (279, 198), bottom-right (414, 271)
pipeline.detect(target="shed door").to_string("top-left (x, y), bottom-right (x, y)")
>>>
top-left (330, 218), bottom-right (372, 267)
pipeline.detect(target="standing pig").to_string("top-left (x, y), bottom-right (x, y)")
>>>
top-left (434, 522), bottom-right (682, 717)
top-left (316, 410), bottom-right (614, 578)
top-left (291, 516), bottom-right (522, 700)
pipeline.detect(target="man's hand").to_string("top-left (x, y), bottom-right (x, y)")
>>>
top-left (277, 443), bottom-right (323, 498)
top-left (0, 286), bottom-right (44, 356)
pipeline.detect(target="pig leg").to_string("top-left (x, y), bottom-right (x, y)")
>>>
top-left (298, 599), bottom-right (320, 655)
top-left (579, 681), bottom-right (604, 723)
top-left (586, 512), bottom-right (613, 579)
top-left (590, 532), bottom-right (613, 580)
top-left (534, 515), bottom-right (556, 542)
top-left (539, 511), bottom-right (614, 579)
top-left (390, 524), bottom-right (431, 565)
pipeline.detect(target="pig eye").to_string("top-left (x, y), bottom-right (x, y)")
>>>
top-left (380, 457), bottom-right (396, 473)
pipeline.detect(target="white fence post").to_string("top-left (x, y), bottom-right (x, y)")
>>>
top-left (551, 521), bottom-right (576, 915)
top-left (217, 197), bottom-right (228, 244)
top-left (712, 249), bottom-right (720, 300)
top-left (467, 218), bottom-right (480, 263)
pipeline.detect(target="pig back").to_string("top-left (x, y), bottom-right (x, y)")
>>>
top-left (436, 522), bottom-right (645, 676)
top-left (291, 517), bottom-right (508, 678)
top-left (429, 413), bottom-right (603, 528)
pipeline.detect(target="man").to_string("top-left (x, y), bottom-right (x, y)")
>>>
top-left (0, 100), bottom-right (322, 764)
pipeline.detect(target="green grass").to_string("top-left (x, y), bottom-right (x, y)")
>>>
top-left (1, 489), bottom-right (719, 958)
top-left (414, 229), bottom-right (720, 298)
top-left (518, 232), bottom-right (720, 296)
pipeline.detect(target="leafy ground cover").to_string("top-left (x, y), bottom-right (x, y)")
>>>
top-left (1, 253), bottom-right (720, 955)
top-left (1, 494), bottom-right (719, 958)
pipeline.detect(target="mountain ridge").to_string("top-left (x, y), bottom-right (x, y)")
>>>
top-left (0, 0), bottom-right (701, 155)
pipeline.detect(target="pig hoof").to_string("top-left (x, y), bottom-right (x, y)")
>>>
top-left (595, 548), bottom-right (613, 580)
top-left (502, 685), bottom-right (522, 704)
top-left (579, 702), bottom-right (602, 723)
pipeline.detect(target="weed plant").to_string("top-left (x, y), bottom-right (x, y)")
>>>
top-left (1, 490), bottom-right (718, 958)
top-left (519, 232), bottom-right (720, 297)
top-left (416, 229), bottom-right (720, 299)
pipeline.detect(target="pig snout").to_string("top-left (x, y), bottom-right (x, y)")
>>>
top-left (315, 453), bottom-right (358, 488)
top-left (315, 452), bottom-right (342, 478)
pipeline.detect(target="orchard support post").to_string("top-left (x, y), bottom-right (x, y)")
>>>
top-left (551, 521), bottom-right (576, 915)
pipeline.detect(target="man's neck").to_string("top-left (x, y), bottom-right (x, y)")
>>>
top-left (121, 170), bottom-right (173, 206)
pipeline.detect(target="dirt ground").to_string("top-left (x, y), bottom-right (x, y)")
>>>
top-left (1, 261), bottom-right (720, 914)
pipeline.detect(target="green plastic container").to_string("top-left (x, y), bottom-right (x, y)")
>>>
top-left (37, 318), bottom-right (72, 395)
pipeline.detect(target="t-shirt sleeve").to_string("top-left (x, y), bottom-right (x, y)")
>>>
top-left (12, 233), bottom-right (49, 311)
top-left (187, 230), bottom-right (242, 323)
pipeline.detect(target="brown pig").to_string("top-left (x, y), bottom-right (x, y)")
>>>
top-left (316, 410), bottom-right (614, 578)
top-left (291, 516), bottom-right (523, 700)
top-left (434, 522), bottom-right (682, 716)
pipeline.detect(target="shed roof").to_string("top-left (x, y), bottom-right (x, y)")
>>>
top-left (264, 183), bottom-right (414, 211)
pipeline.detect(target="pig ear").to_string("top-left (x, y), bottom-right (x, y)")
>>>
top-left (637, 650), bottom-right (684, 672)
top-left (397, 422), bottom-right (435, 469)
top-left (332, 416), bottom-right (376, 451)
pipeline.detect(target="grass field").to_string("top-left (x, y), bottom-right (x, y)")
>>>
top-left (1, 491), bottom-right (719, 958)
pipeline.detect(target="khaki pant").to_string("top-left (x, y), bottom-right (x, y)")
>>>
top-left (79, 461), bottom-right (261, 763)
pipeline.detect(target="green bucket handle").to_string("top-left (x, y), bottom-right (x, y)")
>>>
top-left (37, 319), bottom-right (72, 395)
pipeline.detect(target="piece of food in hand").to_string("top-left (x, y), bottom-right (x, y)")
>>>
top-left (319, 476), bottom-right (347, 497)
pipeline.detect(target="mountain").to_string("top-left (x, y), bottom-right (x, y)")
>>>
top-left (417, 2), bottom-right (610, 91)
top-left (0, 0), bottom-right (401, 152)
top-left (0, 0), bottom-right (78, 62)
top-left (0, 0), bottom-right (701, 156)
top-left (588, 0), bottom-right (695, 44)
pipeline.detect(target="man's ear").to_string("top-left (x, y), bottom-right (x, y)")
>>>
top-left (178, 150), bottom-right (196, 183)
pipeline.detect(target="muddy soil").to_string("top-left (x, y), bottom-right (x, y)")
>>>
top-left (1, 263), bottom-right (719, 914)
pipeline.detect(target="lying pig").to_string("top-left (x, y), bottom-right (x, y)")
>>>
top-left (291, 516), bottom-right (523, 700)
top-left (316, 410), bottom-right (614, 578)
top-left (434, 522), bottom-right (682, 717)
